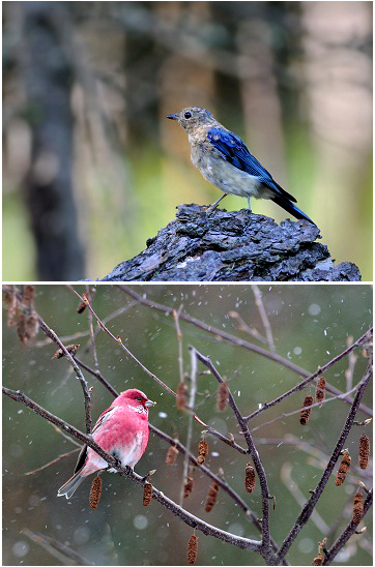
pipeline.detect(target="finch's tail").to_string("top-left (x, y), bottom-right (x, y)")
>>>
top-left (57, 471), bottom-right (86, 500)
top-left (271, 195), bottom-right (316, 226)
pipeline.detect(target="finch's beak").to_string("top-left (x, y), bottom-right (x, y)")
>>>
top-left (166, 113), bottom-right (178, 120)
top-left (145, 399), bottom-right (156, 408)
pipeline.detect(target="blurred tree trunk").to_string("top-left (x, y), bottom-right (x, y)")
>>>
top-left (20, 1), bottom-right (85, 280)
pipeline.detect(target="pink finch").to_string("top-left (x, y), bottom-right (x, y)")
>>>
top-left (57, 389), bottom-right (154, 499)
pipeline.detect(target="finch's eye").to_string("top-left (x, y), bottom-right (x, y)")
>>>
top-left (136, 396), bottom-right (142, 402)
top-left (184, 112), bottom-right (192, 119)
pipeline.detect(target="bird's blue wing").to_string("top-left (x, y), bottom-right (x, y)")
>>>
top-left (207, 128), bottom-right (296, 203)
top-left (206, 129), bottom-right (273, 180)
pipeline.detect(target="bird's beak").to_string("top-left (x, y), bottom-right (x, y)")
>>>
top-left (145, 399), bottom-right (156, 408)
top-left (166, 113), bottom-right (178, 120)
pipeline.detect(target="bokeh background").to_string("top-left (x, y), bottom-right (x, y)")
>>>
top-left (2, 1), bottom-right (373, 281)
top-left (3, 284), bottom-right (373, 565)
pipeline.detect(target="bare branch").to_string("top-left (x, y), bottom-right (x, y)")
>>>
top-left (277, 365), bottom-right (372, 562)
top-left (3, 386), bottom-right (263, 555)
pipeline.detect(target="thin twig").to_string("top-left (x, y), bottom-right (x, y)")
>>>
top-left (25, 448), bottom-right (80, 476)
top-left (118, 286), bottom-right (372, 416)
top-left (277, 365), bottom-right (372, 562)
top-left (323, 489), bottom-right (373, 565)
top-left (38, 320), bottom-right (92, 435)
top-left (21, 528), bottom-right (93, 565)
top-left (245, 330), bottom-right (373, 422)
top-left (179, 346), bottom-right (198, 507)
top-left (252, 285), bottom-right (275, 352)
top-left (193, 349), bottom-right (272, 556)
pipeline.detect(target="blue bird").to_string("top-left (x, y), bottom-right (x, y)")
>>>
top-left (167, 106), bottom-right (315, 225)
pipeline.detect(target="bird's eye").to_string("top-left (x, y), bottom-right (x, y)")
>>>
top-left (184, 112), bottom-right (192, 119)
top-left (136, 396), bottom-right (142, 402)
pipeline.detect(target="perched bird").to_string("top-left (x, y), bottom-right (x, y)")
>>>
top-left (57, 389), bottom-right (155, 499)
top-left (167, 106), bottom-right (315, 224)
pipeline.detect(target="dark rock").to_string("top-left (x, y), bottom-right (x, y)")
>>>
top-left (101, 204), bottom-right (361, 282)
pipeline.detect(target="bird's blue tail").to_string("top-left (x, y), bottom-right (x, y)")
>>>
top-left (271, 196), bottom-right (316, 226)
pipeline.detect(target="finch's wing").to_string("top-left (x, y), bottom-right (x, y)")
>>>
top-left (73, 406), bottom-right (117, 473)
top-left (206, 128), bottom-right (297, 203)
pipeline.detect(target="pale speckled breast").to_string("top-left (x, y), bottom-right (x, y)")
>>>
top-left (189, 139), bottom-right (274, 200)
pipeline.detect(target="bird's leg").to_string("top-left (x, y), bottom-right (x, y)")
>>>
top-left (205, 193), bottom-right (228, 215)
top-left (247, 196), bottom-right (252, 212)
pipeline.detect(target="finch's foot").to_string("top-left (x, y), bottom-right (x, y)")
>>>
top-left (205, 193), bottom-right (228, 215)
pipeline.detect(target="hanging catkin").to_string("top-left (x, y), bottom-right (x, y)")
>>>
top-left (89, 476), bottom-right (102, 509)
top-left (197, 438), bottom-right (209, 466)
top-left (217, 380), bottom-right (229, 411)
top-left (187, 534), bottom-right (198, 565)
top-left (184, 475), bottom-right (194, 499)
top-left (205, 482), bottom-right (219, 512)
top-left (335, 450), bottom-right (351, 486)
top-left (166, 444), bottom-right (179, 465)
top-left (352, 491), bottom-right (364, 525)
top-left (300, 395), bottom-right (314, 425)
top-left (315, 376), bottom-right (326, 405)
top-left (358, 434), bottom-right (370, 470)
top-left (244, 463), bottom-right (256, 493)
top-left (143, 482), bottom-right (153, 506)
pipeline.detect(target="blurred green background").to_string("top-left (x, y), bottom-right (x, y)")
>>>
top-left (2, 1), bottom-right (373, 281)
top-left (3, 284), bottom-right (373, 565)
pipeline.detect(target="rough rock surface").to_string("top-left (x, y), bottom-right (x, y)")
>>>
top-left (101, 204), bottom-right (361, 282)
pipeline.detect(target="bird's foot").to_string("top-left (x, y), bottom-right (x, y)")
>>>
top-left (205, 193), bottom-right (228, 215)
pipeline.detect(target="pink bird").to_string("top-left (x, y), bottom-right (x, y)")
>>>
top-left (57, 389), bottom-right (155, 499)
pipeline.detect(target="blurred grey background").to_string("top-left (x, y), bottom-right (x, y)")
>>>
top-left (2, 1), bottom-right (373, 280)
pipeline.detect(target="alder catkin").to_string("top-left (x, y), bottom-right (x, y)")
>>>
top-left (358, 434), bottom-right (370, 470)
top-left (352, 491), bottom-right (364, 525)
top-left (300, 395), bottom-right (314, 425)
top-left (335, 450), bottom-right (351, 486)
top-left (315, 376), bottom-right (326, 405)
top-left (54, 344), bottom-right (80, 359)
top-left (165, 445), bottom-right (179, 465)
top-left (217, 380), bottom-right (229, 411)
top-left (312, 554), bottom-right (323, 566)
top-left (89, 476), bottom-right (102, 509)
top-left (143, 482), bottom-right (152, 506)
top-left (187, 534), bottom-right (198, 565)
top-left (176, 381), bottom-right (188, 411)
top-left (197, 438), bottom-right (208, 466)
top-left (184, 475), bottom-right (194, 499)
top-left (245, 463), bottom-right (256, 493)
top-left (205, 482), bottom-right (219, 512)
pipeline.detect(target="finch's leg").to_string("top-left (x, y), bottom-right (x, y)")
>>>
top-left (247, 196), bottom-right (252, 211)
top-left (206, 193), bottom-right (228, 215)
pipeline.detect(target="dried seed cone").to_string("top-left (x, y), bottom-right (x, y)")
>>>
top-left (197, 439), bottom-right (209, 465)
top-left (315, 376), bottom-right (326, 405)
top-left (143, 482), bottom-right (152, 506)
top-left (55, 344), bottom-right (80, 359)
top-left (217, 381), bottom-right (229, 411)
top-left (352, 491), bottom-right (364, 525)
top-left (176, 381), bottom-right (188, 411)
top-left (312, 554), bottom-right (323, 566)
top-left (245, 463), bottom-right (256, 493)
top-left (166, 445), bottom-right (179, 465)
top-left (205, 482), bottom-right (219, 512)
top-left (22, 285), bottom-right (35, 308)
top-left (184, 475), bottom-right (194, 499)
top-left (77, 300), bottom-right (87, 314)
top-left (359, 434), bottom-right (370, 470)
top-left (335, 450), bottom-right (351, 486)
top-left (300, 395), bottom-right (314, 425)
top-left (187, 534), bottom-right (198, 565)
top-left (89, 476), bottom-right (102, 509)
